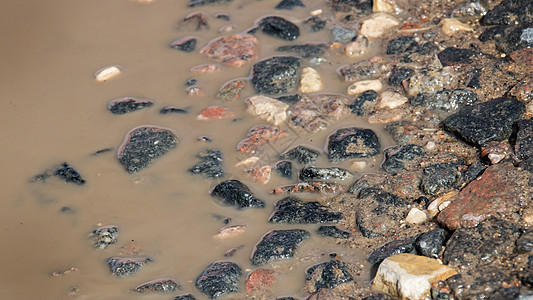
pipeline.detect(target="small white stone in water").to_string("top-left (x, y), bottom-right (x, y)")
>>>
top-left (246, 95), bottom-right (289, 125)
top-left (95, 65), bottom-right (121, 82)
top-left (406, 207), bottom-right (428, 225)
top-left (379, 91), bottom-right (408, 109)
top-left (344, 36), bottom-right (368, 58)
top-left (440, 18), bottom-right (473, 36)
top-left (347, 80), bottom-right (382, 95)
top-left (360, 13), bottom-right (400, 38)
top-left (351, 161), bottom-right (367, 170)
top-left (426, 141), bottom-right (436, 150)
top-left (299, 67), bottom-right (323, 93)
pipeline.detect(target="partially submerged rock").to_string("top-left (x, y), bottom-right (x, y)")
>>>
top-left (170, 37), bottom-right (197, 52)
top-left (277, 44), bottom-right (326, 58)
top-left (237, 125), bottom-right (288, 153)
top-left (327, 127), bottom-right (381, 162)
top-left (268, 196), bottom-right (343, 224)
top-left (415, 228), bottom-right (447, 259)
top-left (410, 89), bottom-right (478, 112)
top-left (288, 94), bottom-right (349, 133)
top-left (210, 179), bottom-right (264, 208)
top-left (251, 56), bottom-right (301, 95)
top-left (251, 229), bottom-right (310, 265)
top-left (135, 278), bottom-right (179, 293)
top-left (278, 145), bottom-right (320, 164)
top-left (107, 257), bottom-right (152, 276)
top-left (200, 34), bottom-right (258, 67)
top-left (299, 166), bottom-right (352, 181)
top-left (216, 79), bottom-right (247, 101)
top-left (251, 16), bottom-right (300, 41)
top-left (196, 261), bottom-right (242, 298)
top-left (89, 225), bottom-right (118, 249)
top-left (305, 260), bottom-right (353, 293)
top-left (107, 97), bottom-right (153, 114)
top-left (367, 235), bottom-right (418, 265)
top-left (271, 182), bottom-right (345, 195)
top-left (246, 95), bottom-right (289, 125)
top-left (188, 149), bottom-right (224, 178)
top-left (316, 226), bottom-right (351, 239)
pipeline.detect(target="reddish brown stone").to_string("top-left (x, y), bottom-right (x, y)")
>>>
top-left (246, 269), bottom-right (276, 293)
top-left (509, 48), bottom-right (533, 64)
top-left (509, 77), bottom-right (533, 102)
top-left (237, 125), bottom-right (288, 154)
top-left (437, 163), bottom-right (524, 230)
top-left (200, 34), bottom-right (258, 67)
top-left (246, 165), bottom-right (272, 184)
top-left (216, 79), bottom-right (247, 101)
top-left (197, 106), bottom-right (235, 120)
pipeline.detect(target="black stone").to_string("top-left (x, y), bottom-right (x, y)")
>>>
top-left (410, 89), bottom-right (478, 112)
top-left (210, 180), bottom-right (264, 209)
top-left (349, 90), bottom-right (378, 116)
top-left (367, 236), bottom-right (418, 265)
top-left (443, 97), bottom-right (525, 146)
top-left (512, 119), bottom-right (533, 161)
top-left (517, 231), bottom-right (533, 253)
top-left (448, 268), bottom-right (519, 299)
top-left (108, 98), bottom-right (154, 114)
top-left (251, 229), bottom-right (310, 265)
top-left (482, 0), bottom-right (533, 26)
top-left (253, 16), bottom-right (300, 41)
top-left (421, 162), bottom-right (463, 196)
top-left (327, 128), bottom-right (381, 162)
top-left (188, 0), bottom-right (232, 7)
top-left (461, 161), bottom-right (487, 185)
top-left (276, 94), bottom-right (301, 104)
top-left (415, 228), bottom-right (447, 259)
top-left (386, 36), bottom-right (418, 55)
top-left (189, 149), bottom-right (224, 178)
top-left (317, 226), bottom-right (351, 239)
top-left (215, 14), bottom-right (230, 21)
top-left (299, 166), bottom-right (352, 181)
top-left (170, 37), bottom-right (197, 52)
top-left (348, 178), bottom-right (372, 195)
top-left (276, 44), bottom-right (326, 58)
top-left (328, 0), bottom-right (372, 13)
top-left (275, 0), bottom-right (305, 10)
top-left (195, 261), bottom-right (241, 299)
top-left (437, 47), bottom-right (477, 66)
top-left (54, 163), bottom-right (86, 185)
top-left (107, 257), bottom-right (152, 277)
top-left (269, 197), bottom-right (343, 224)
top-left (338, 60), bottom-right (382, 82)
top-left (278, 145), bottom-right (320, 164)
top-left (304, 15), bottom-right (326, 32)
top-left (467, 68), bottom-right (482, 89)
top-left (381, 144), bottom-right (424, 175)
top-left (389, 66), bottom-right (414, 85)
top-left (173, 294), bottom-right (197, 300)
top-left (117, 126), bottom-right (178, 173)
top-left (415, 41), bottom-right (438, 56)
top-left (275, 160), bottom-right (293, 179)
top-left (135, 278), bottom-right (179, 293)
top-left (186, 78), bottom-right (197, 86)
top-left (305, 260), bottom-right (353, 292)
top-left (251, 56), bottom-right (301, 95)
top-left (160, 106), bottom-right (188, 114)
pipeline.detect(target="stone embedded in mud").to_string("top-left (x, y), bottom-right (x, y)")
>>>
top-left (437, 163), bottom-right (525, 230)
top-left (251, 56), bottom-right (301, 95)
top-left (268, 196), bottom-right (343, 224)
top-left (173, 294), bottom-right (197, 300)
top-left (461, 161), bottom-right (487, 185)
top-left (421, 162), bottom-right (463, 196)
top-left (299, 166), bottom-right (352, 181)
top-left (381, 144), bottom-right (424, 175)
top-left (275, 0), bottom-right (304, 10)
top-left (169, 37), bottom-right (197, 52)
top-left (160, 106), bottom-right (188, 114)
top-left (388, 66), bottom-right (414, 85)
top-left (210, 179), bottom-right (264, 209)
top-left (482, 0), bottom-right (533, 26)
top-left (372, 254), bottom-right (457, 300)
top-left (443, 218), bottom-right (520, 268)
top-left (386, 36), bottom-right (418, 55)
top-left (443, 97), bottom-right (525, 146)
top-left (367, 235), bottom-right (418, 265)
top-left (107, 97), bottom-right (153, 115)
top-left (237, 125), bottom-right (288, 154)
top-left (328, 0), bottom-right (372, 13)
top-left (188, 149), bottom-right (224, 178)
top-left (360, 13), bottom-right (400, 38)
top-left (246, 95), bottom-right (289, 125)
top-left (404, 68), bottom-right (456, 96)
top-left (347, 79), bottom-right (382, 95)
top-left (216, 79), bottom-right (247, 101)
top-left (513, 119), bottom-right (533, 161)
top-left (516, 231), bottom-right (533, 253)
top-left (304, 15), bottom-right (326, 32)
top-left (251, 229), bottom-right (310, 265)
top-left (135, 278), bottom-right (179, 293)
top-left (288, 94), bottom-right (349, 133)
top-left (410, 89), bottom-right (478, 112)
top-left (89, 225), bottom-right (118, 249)
top-left (53, 163), bottom-right (86, 185)
top-left (107, 257), bottom-right (152, 276)
top-left (245, 269), bottom-right (276, 293)
top-left (188, 0), bottom-right (232, 7)
top-left (415, 228), bottom-right (447, 259)
top-left (117, 126), bottom-right (178, 173)
top-left (200, 34), bottom-right (258, 67)
top-left (299, 67), bottom-right (323, 93)
top-left (349, 90), bottom-right (379, 116)
top-left (327, 127), bottom-right (381, 162)
top-left (271, 182), bottom-right (345, 195)
top-left (195, 261), bottom-right (241, 299)
top-left (330, 26), bottom-right (357, 43)
top-left (275, 160), bottom-right (292, 179)
top-left (437, 47), bottom-right (477, 66)
top-left (305, 260), bottom-right (353, 293)
top-left (338, 60), bottom-right (383, 82)
top-left (278, 145), bottom-right (320, 164)
top-left (277, 44), bottom-right (326, 58)
top-left (378, 92), bottom-right (407, 109)
top-left (316, 226), bottom-right (351, 239)
top-left (252, 16), bottom-right (300, 41)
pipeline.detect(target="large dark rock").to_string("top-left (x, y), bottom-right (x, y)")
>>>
top-left (195, 261), bottom-right (241, 299)
top-left (349, 90), bottom-right (379, 116)
top-left (367, 236), bottom-right (418, 265)
top-left (410, 89), bottom-right (478, 112)
top-left (381, 144), bottom-right (424, 175)
top-left (305, 260), bottom-right (353, 293)
top-left (386, 36), bottom-right (419, 55)
top-left (107, 257), bottom-right (152, 277)
top-left (251, 56), bottom-right (301, 95)
top-left (117, 126), bottom-right (178, 173)
top-left (420, 162), bottom-right (463, 196)
top-left (276, 44), bottom-right (326, 58)
top-left (251, 229), bottom-right (310, 265)
top-left (437, 47), bottom-right (478, 66)
top-left (252, 16), bottom-right (300, 41)
top-left (389, 66), bottom-right (414, 86)
top-left (479, 24), bottom-right (533, 53)
top-left (482, 0), bottom-right (533, 26)
top-left (448, 268), bottom-right (520, 299)
top-left (415, 228), bottom-right (447, 259)
top-left (278, 145), bottom-right (320, 164)
top-left (443, 97), bottom-right (525, 146)
top-left (107, 97), bottom-right (153, 114)
top-left (299, 166), bottom-right (352, 181)
top-left (513, 119), bottom-right (533, 161)
top-left (210, 180), bottom-right (264, 209)
top-left (316, 226), bottom-right (351, 239)
top-left (327, 128), bottom-right (381, 162)
top-left (189, 149), bottom-right (224, 178)
top-left (275, 0), bottom-right (305, 10)
top-left (275, 160), bottom-right (293, 179)
top-left (268, 196), bottom-right (343, 224)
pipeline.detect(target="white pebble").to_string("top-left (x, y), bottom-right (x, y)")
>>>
top-left (379, 91), bottom-right (407, 109)
top-left (440, 18), bottom-right (473, 36)
top-left (406, 207), bottom-right (428, 225)
top-left (351, 161), bottom-right (367, 170)
top-left (347, 80), bottom-right (382, 95)
top-left (426, 141), bottom-right (436, 150)
top-left (95, 65), bottom-right (121, 82)
top-left (360, 13), bottom-right (400, 38)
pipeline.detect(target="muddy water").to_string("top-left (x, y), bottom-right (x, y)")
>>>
top-left (0, 0), bottom-right (394, 298)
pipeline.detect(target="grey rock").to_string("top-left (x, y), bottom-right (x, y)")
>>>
top-left (251, 56), bottom-right (301, 94)
top-left (415, 228), bottom-right (447, 259)
top-left (275, 160), bottom-right (293, 179)
top-left (135, 278), bottom-right (179, 293)
top-left (252, 16), bottom-right (300, 41)
top-left (210, 180), bottom-right (264, 209)
top-left (195, 261), bottom-right (241, 299)
top-left (160, 106), bottom-right (188, 114)
top-left (410, 89), bottom-right (478, 112)
top-left (327, 127), bottom-right (381, 162)
top-left (328, 0), bottom-right (372, 13)
top-left (278, 145), bottom-right (320, 164)
top-left (188, 0), bottom-right (232, 7)
top-left (421, 162), bottom-right (463, 196)
top-left (108, 97), bottom-right (153, 114)
top-left (107, 257), bottom-right (152, 277)
top-left (277, 44), bottom-right (327, 58)
top-left (251, 229), bottom-right (310, 265)
top-left (389, 66), bottom-right (414, 85)
top-left (330, 26), bottom-right (356, 43)
top-left (269, 196), bottom-right (343, 224)
top-left (386, 36), bottom-right (419, 55)
top-left (170, 37), bottom-right (197, 52)
top-left (304, 15), bottom-right (326, 32)
top-left (338, 60), bottom-right (382, 82)
top-left (275, 0), bottom-right (304, 10)
top-left (299, 166), bottom-right (352, 181)
top-left (317, 226), bottom-right (351, 239)
top-left (189, 149), bottom-right (224, 178)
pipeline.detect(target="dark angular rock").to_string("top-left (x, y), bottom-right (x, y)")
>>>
top-left (299, 166), bottom-right (352, 181)
top-left (327, 128), bottom-right (381, 162)
top-left (54, 163), bottom-right (86, 185)
top-left (317, 226), bottom-right (351, 239)
top-left (410, 89), bottom-right (478, 112)
top-left (367, 236), bottom-right (418, 265)
top-left (415, 228), bottom-right (447, 259)
top-left (188, 0), bottom-right (232, 7)
top-left (517, 231), bottom-right (533, 253)
top-left (443, 97), bottom-right (525, 146)
top-left (386, 36), bottom-right (419, 55)
top-left (338, 60), bottom-right (382, 82)
top-left (89, 225), bottom-right (118, 249)
top-left (276, 94), bottom-right (301, 104)
top-left (107, 97), bottom-right (153, 114)
top-left (195, 261), bottom-right (241, 299)
top-left (389, 66), bottom-right (414, 86)
top-left (461, 161), bottom-right (487, 184)
top-left (278, 145), bottom-right (320, 164)
top-left (513, 119), bottom-right (533, 161)
top-left (186, 78), bottom-right (197, 86)
top-left (173, 294), bottom-right (197, 300)
top-left (210, 180), bottom-right (264, 209)
top-left (275, 0), bottom-right (304, 10)
top-left (160, 106), bottom-right (188, 114)
top-left (384, 121), bottom-right (420, 145)
top-left (215, 13), bottom-right (230, 21)
top-left (251, 56), bottom-right (301, 95)
top-left (107, 257), bottom-right (152, 277)
top-left (277, 44), bottom-right (327, 58)
top-left (421, 162), bottom-right (463, 196)
top-left (117, 126), bottom-right (178, 173)
top-left (170, 37), bottom-right (197, 52)
top-left (348, 178), bottom-right (372, 194)
top-left (251, 229), bottom-right (310, 265)
top-left (328, 0), bottom-right (372, 13)
top-left (252, 16), bottom-right (300, 41)
top-left (448, 268), bottom-right (519, 299)
top-left (467, 68), bottom-right (482, 89)
top-left (330, 26), bottom-right (356, 43)
top-left (381, 144), bottom-right (424, 175)
top-left (135, 278), bottom-right (179, 293)
top-left (305, 260), bottom-right (353, 293)
top-left (189, 149), bottom-right (224, 178)
top-left (443, 218), bottom-right (520, 267)
top-left (349, 90), bottom-right (379, 116)
top-left (304, 15), bottom-right (326, 32)
top-left (275, 160), bottom-right (292, 179)
top-left (415, 41), bottom-right (438, 56)
top-left (437, 47), bottom-right (477, 66)
top-left (482, 0), bottom-right (533, 26)
top-left (269, 196), bottom-right (343, 224)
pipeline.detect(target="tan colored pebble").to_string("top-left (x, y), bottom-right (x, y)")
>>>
top-left (360, 13), bottom-right (400, 38)
top-left (427, 190), bottom-right (458, 217)
top-left (351, 161), bottom-right (367, 170)
top-left (347, 80), bottom-right (382, 95)
top-left (95, 65), bottom-right (121, 82)
top-left (213, 225), bottom-right (247, 239)
top-left (299, 67), bottom-right (323, 93)
top-left (344, 36), bottom-right (368, 58)
top-left (379, 91), bottom-right (408, 109)
top-left (246, 95), bottom-right (289, 125)
top-left (235, 156), bottom-right (260, 167)
top-left (406, 207), bottom-right (428, 225)
top-left (440, 18), bottom-right (473, 36)
top-left (373, 0), bottom-right (400, 13)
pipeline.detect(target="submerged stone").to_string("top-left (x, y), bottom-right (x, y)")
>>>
top-left (237, 125), bottom-right (288, 154)
top-left (200, 34), bottom-right (258, 67)
top-left (170, 37), bottom-right (197, 52)
top-left (367, 236), bottom-right (418, 265)
top-left (251, 56), bottom-right (301, 95)
top-left (268, 196), bottom-right (343, 224)
top-left (316, 226), bottom-right (351, 239)
top-left (252, 16), bottom-right (300, 41)
top-left (299, 166), bottom-right (352, 181)
top-left (188, 149), bottom-right (224, 178)
top-left (54, 163), bottom-right (86, 185)
top-left (135, 278), bottom-right (179, 293)
top-left (288, 94), bottom-right (349, 133)
top-left (327, 127), bottom-right (381, 162)
top-left (173, 294), bottom-right (197, 300)
top-left (275, 0), bottom-right (305, 10)
top-left (89, 225), bottom-right (118, 249)
top-left (210, 180), bottom-right (264, 209)
top-left (188, 0), bottom-right (232, 7)
top-left (277, 44), bottom-right (326, 58)
top-left (275, 160), bottom-right (292, 179)
top-left (305, 260), bottom-right (353, 293)
top-left (107, 97), bottom-right (153, 114)
top-left (251, 229), bottom-right (310, 265)
top-left (196, 261), bottom-right (241, 299)
top-left (160, 106), bottom-right (188, 114)
top-left (107, 257), bottom-right (152, 277)
top-left (303, 15), bottom-right (326, 32)
top-left (278, 145), bottom-right (320, 164)
top-left (117, 126), bottom-right (178, 173)
top-left (216, 79), bottom-right (247, 101)
top-left (330, 26), bottom-right (357, 43)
